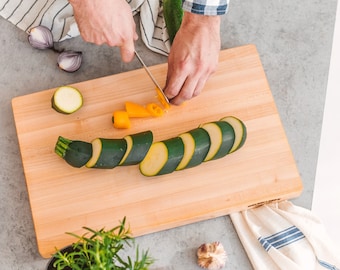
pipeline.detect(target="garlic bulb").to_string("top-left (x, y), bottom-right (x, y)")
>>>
top-left (57, 50), bottom-right (83, 72)
top-left (28, 26), bottom-right (53, 50)
top-left (197, 242), bottom-right (227, 270)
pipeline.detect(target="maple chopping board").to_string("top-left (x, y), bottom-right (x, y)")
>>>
top-left (12, 44), bottom-right (303, 258)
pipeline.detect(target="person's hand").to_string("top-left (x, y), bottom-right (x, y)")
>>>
top-left (164, 12), bottom-right (221, 105)
top-left (69, 0), bottom-right (138, 62)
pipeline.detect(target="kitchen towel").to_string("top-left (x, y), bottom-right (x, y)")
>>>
top-left (0, 0), bottom-right (171, 55)
top-left (230, 201), bottom-right (340, 270)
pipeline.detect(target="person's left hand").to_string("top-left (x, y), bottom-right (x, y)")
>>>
top-left (69, 0), bottom-right (138, 62)
top-left (164, 12), bottom-right (221, 105)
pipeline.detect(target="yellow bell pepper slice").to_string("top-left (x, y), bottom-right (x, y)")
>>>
top-left (146, 103), bottom-right (164, 117)
top-left (125, 101), bottom-right (151, 117)
top-left (156, 87), bottom-right (171, 110)
top-left (112, 111), bottom-right (131, 129)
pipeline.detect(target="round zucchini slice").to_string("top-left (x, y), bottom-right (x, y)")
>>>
top-left (220, 116), bottom-right (247, 153)
top-left (139, 137), bottom-right (184, 176)
top-left (176, 128), bottom-right (210, 170)
top-left (200, 121), bottom-right (235, 161)
top-left (52, 86), bottom-right (83, 114)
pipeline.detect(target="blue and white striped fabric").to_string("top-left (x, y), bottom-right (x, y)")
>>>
top-left (230, 201), bottom-right (340, 270)
top-left (182, 0), bottom-right (229, 15)
top-left (258, 225), bottom-right (305, 251)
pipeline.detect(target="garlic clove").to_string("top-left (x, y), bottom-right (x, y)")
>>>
top-left (57, 51), bottom-right (83, 72)
top-left (197, 242), bottom-right (227, 270)
top-left (28, 25), bottom-right (54, 50)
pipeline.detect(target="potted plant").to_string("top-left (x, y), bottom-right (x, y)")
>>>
top-left (47, 217), bottom-right (154, 270)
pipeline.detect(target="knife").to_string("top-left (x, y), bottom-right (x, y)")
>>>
top-left (134, 50), bottom-right (170, 105)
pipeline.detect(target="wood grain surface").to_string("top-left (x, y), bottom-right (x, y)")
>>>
top-left (12, 44), bottom-right (303, 258)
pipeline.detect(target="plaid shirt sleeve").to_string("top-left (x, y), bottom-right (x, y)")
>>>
top-left (182, 0), bottom-right (229, 15)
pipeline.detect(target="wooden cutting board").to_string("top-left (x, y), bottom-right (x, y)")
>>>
top-left (12, 44), bottom-right (303, 258)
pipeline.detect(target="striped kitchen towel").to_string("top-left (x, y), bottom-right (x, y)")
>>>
top-left (230, 201), bottom-right (340, 270)
top-left (0, 0), bottom-right (171, 55)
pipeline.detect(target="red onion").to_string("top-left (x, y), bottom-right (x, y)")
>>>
top-left (57, 51), bottom-right (83, 72)
top-left (28, 26), bottom-right (53, 50)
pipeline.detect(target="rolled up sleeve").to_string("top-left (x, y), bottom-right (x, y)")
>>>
top-left (182, 0), bottom-right (229, 15)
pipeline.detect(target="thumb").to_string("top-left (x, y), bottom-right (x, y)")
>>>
top-left (120, 43), bottom-right (135, 63)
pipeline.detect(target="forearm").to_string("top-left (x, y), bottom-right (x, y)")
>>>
top-left (68, 0), bottom-right (81, 7)
top-left (181, 11), bottom-right (221, 31)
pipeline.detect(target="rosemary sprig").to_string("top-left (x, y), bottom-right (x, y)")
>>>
top-left (52, 217), bottom-right (154, 270)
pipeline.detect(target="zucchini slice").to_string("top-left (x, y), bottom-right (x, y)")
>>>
top-left (139, 137), bottom-right (184, 176)
top-left (176, 128), bottom-right (210, 170)
top-left (55, 136), bottom-right (92, 168)
top-left (119, 130), bottom-right (153, 166)
top-left (86, 138), bottom-right (127, 169)
top-left (220, 116), bottom-right (247, 153)
top-left (52, 86), bottom-right (83, 114)
top-left (200, 121), bottom-right (235, 161)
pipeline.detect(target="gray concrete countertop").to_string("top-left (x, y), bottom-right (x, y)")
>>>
top-left (0, 1), bottom-right (337, 269)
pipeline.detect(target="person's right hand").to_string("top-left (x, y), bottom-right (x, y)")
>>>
top-left (69, 0), bottom-right (138, 62)
top-left (164, 12), bottom-right (221, 105)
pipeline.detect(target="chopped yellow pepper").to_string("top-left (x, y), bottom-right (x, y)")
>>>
top-left (146, 103), bottom-right (164, 117)
top-left (156, 87), bottom-right (171, 110)
top-left (112, 111), bottom-right (131, 129)
top-left (125, 101), bottom-right (151, 117)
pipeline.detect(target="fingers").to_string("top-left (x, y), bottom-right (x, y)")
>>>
top-left (120, 31), bottom-right (138, 62)
top-left (165, 72), bottom-right (210, 105)
top-left (119, 40), bottom-right (135, 62)
top-left (70, 0), bottom-right (140, 63)
top-left (164, 71), bottom-right (187, 100)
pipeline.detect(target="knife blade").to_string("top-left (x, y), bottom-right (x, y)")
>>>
top-left (134, 50), bottom-right (170, 105)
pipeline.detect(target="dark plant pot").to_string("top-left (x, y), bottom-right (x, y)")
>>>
top-left (46, 245), bottom-right (74, 270)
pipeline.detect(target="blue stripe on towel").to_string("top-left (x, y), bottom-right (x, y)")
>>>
top-left (317, 258), bottom-right (339, 270)
top-left (258, 226), bottom-right (305, 251)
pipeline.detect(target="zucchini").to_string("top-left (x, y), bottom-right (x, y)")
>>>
top-left (220, 116), bottom-right (247, 153)
top-left (119, 131), bottom-right (153, 166)
top-left (176, 128), bottom-right (210, 170)
top-left (55, 117), bottom-right (247, 176)
top-left (163, 0), bottom-right (183, 44)
top-left (52, 86), bottom-right (83, 114)
top-left (139, 137), bottom-right (184, 176)
top-left (54, 136), bottom-right (92, 168)
top-left (200, 121), bottom-right (235, 161)
top-left (86, 138), bottom-right (127, 169)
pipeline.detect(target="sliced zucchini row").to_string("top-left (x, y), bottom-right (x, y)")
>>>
top-left (200, 121), bottom-right (235, 161)
top-left (119, 131), bottom-right (153, 166)
top-left (86, 138), bottom-right (127, 169)
top-left (139, 137), bottom-right (184, 176)
top-left (55, 117), bottom-right (247, 177)
top-left (176, 128), bottom-right (210, 170)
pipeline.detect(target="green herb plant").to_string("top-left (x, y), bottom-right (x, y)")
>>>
top-left (52, 217), bottom-right (154, 270)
